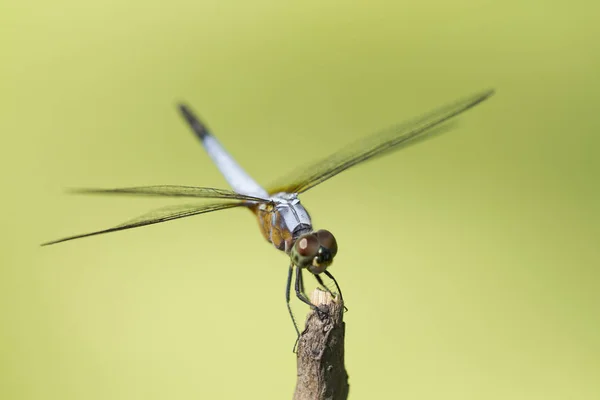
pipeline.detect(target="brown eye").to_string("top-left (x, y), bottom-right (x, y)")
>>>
top-left (316, 229), bottom-right (338, 257)
top-left (296, 234), bottom-right (319, 257)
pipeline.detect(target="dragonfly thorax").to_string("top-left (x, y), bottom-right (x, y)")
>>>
top-left (254, 193), bottom-right (313, 253)
top-left (270, 192), bottom-right (313, 236)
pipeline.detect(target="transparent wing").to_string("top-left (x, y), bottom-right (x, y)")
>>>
top-left (69, 185), bottom-right (269, 202)
top-left (267, 89), bottom-right (494, 194)
top-left (41, 202), bottom-right (244, 246)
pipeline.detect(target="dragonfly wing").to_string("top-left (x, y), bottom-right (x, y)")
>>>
top-left (69, 185), bottom-right (269, 202)
top-left (41, 202), bottom-right (244, 246)
top-left (267, 89), bottom-right (494, 195)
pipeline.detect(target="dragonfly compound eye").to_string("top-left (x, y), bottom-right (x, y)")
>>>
top-left (291, 233), bottom-right (320, 268)
top-left (297, 234), bottom-right (319, 258)
top-left (316, 229), bottom-right (338, 258)
top-left (299, 230), bottom-right (338, 274)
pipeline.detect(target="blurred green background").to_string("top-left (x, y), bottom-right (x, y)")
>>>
top-left (1, 1), bottom-right (599, 399)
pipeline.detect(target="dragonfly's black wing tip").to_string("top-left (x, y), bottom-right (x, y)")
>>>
top-left (65, 187), bottom-right (92, 195)
top-left (40, 237), bottom-right (69, 246)
top-left (483, 88), bottom-right (496, 97)
top-left (478, 89), bottom-right (496, 103)
top-left (462, 88), bottom-right (496, 111)
top-left (40, 232), bottom-right (97, 246)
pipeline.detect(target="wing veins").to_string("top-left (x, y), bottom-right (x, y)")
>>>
top-left (268, 89), bottom-right (494, 194)
top-left (41, 202), bottom-right (243, 246)
top-left (69, 185), bottom-right (268, 203)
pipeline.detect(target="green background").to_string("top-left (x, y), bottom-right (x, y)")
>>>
top-left (2, 1), bottom-right (599, 399)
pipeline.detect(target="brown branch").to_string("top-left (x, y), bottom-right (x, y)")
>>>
top-left (294, 289), bottom-right (349, 400)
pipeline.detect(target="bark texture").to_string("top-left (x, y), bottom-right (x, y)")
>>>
top-left (293, 290), bottom-right (349, 400)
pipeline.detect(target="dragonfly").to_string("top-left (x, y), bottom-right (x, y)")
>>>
top-left (42, 89), bottom-right (494, 336)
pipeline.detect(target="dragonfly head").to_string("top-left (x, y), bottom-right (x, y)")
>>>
top-left (291, 229), bottom-right (338, 274)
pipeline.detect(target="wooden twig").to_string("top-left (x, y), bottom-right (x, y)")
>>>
top-left (294, 289), bottom-right (349, 400)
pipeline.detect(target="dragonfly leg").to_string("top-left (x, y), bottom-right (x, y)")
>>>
top-left (313, 273), bottom-right (348, 312)
top-left (295, 267), bottom-right (329, 319)
top-left (323, 270), bottom-right (348, 312)
top-left (286, 263), bottom-right (301, 339)
top-left (313, 273), bottom-right (336, 297)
